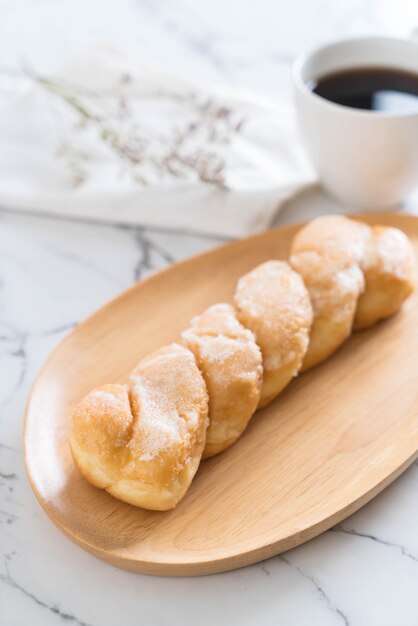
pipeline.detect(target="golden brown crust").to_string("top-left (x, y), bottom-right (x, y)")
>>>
top-left (182, 303), bottom-right (263, 458)
top-left (234, 261), bottom-right (313, 407)
top-left (69, 344), bottom-right (208, 511)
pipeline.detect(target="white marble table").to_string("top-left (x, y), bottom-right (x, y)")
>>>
top-left (1, 1), bottom-right (418, 625)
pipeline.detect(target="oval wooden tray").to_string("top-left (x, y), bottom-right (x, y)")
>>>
top-left (24, 213), bottom-right (418, 576)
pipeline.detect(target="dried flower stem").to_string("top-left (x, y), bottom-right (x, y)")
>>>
top-left (23, 67), bottom-right (245, 189)
top-left (34, 74), bottom-right (150, 184)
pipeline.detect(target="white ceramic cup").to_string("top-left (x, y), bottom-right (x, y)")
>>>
top-left (293, 36), bottom-right (418, 210)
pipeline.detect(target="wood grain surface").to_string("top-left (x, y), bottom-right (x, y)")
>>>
top-left (24, 213), bottom-right (418, 576)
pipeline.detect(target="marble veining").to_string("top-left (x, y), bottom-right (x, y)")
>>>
top-left (1, 1), bottom-right (418, 625)
top-left (279, 555), bottom-right (350, 626)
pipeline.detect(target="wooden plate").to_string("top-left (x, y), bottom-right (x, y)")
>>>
top-left (24, 213), bottom-right (418, 576)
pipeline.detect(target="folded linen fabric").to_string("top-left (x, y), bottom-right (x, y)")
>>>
top-left (0, 45), bottom-right (315, 237)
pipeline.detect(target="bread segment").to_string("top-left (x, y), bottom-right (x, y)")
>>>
top-left (182, 303), bottom-right (262, 458)
top-left (234, 261), bottom-right (313, 407)
top-left (70, 344), bottom-right (208, 511)
top-left (290, 216), bottom-right (415, 370)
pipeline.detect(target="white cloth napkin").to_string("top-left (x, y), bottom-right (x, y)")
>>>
top-left (0, 46), bottom-right (316, 237)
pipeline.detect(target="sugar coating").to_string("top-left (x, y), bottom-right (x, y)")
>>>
top-left (290, 215), bottom-right (369, 324)
top-left (182, 303), bottom-right (263, 454)
top-left (234, 261), bottom-right (313, 371)
top-left (182, 304), bottom-right (262, 386)
top-left (90, 390), bottom-right (122, 405)
top-left (363, 226), bottom-right (416, 282)
top-left (128, 343), bottom-right (208, 462)
top-left (291, 215), bottom-right (370, 265)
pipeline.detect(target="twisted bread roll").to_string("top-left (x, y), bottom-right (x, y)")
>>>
top-left (182, 304), bottom-right (262, 459)
top-left (70, 343), bottom-right (208, 510)
top-left (234, 261), bottom-right (313, 407)
top-left (70, 215), bottom-right (415, 510)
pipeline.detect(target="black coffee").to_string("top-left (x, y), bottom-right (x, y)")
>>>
top-left (310, 67), bottom-right (418, 112)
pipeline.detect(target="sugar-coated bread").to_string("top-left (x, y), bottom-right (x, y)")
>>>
top-left (69, 343), bottom-right (208, 511)
top-left (234, 260), bottom-right (313, 407)
top-left (182, 303), bottom-right (263, 458)
top-left (290, 215), bottom-right (369, 371)
top-left (354, 225), bottom-right (416, 329)
top-left (70, 214), bottom-right (416, 512)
